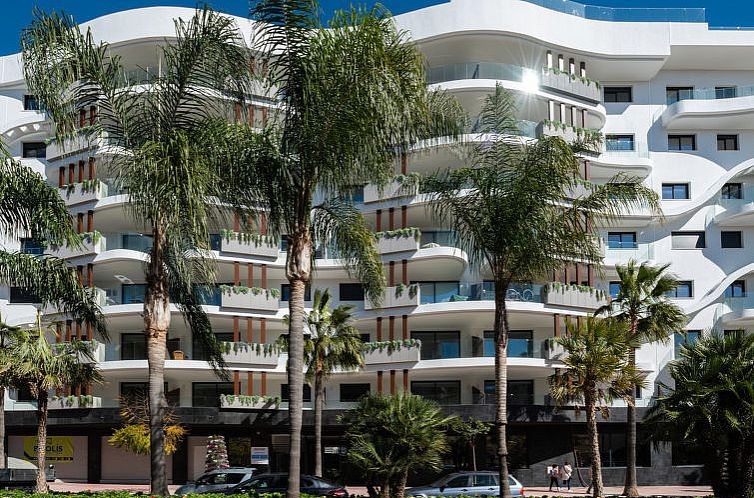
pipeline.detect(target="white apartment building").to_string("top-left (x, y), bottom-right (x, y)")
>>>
top-left (0, 0), bottom-right (746, 486)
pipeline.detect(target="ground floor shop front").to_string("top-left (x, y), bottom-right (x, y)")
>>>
top-left (5, 405), bottom-right (705, 487)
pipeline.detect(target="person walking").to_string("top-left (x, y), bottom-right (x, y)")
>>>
top-left (548, 464), bottom-right (561, 492)
top-left (562, 461), bottom-right (573, 491)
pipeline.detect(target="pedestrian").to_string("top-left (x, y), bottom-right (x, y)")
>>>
top-left (562, 461), bottom-right (573, 491)
top-left (547, 463), bottom-right (561, 491)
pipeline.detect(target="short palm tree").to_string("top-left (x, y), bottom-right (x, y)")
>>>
top-left (10, 317), bottom-right (102, 492)
top-left (247, 1), bottom-right (461, 494)
top-left (342, 394), bottom-right (453, 498)
top-left (22, 8), bottom-right (259, 495)
top-left (0, 318), bottom-right (22, 469)
top-left (421, 84), bottom-right (661, 497)
top-left (550, 317), bottom-right (643, 498)
top-left (596, 260), bottom-right (686, 496)
top-left (451, 416), bottom-right (491, 471)
top-left (645, 330), bottom-right (754, 498)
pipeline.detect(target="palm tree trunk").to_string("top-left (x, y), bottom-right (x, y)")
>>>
top-left (314, 371), bottom-right (324, 476)
top-left (379, 477), bottom-right (391, 498)
top-left (145, 228), bottom-right (170, 497)
top-left (585, 386), bottom-right (603, 498)
top-left (494, 281), bottom-right (511, 498)
top-left (286, 230), bottom-right (313, 498)
top-left (623, 347), bottom-right (638, 497)
top-left (35, 391), bottom-right (48, 493)
top-left (471, 439), bottom-right (477, 471)
top-left (0, 386), bottom-right (5, 469)
top-left (394, 467), bottom-right (410, 498)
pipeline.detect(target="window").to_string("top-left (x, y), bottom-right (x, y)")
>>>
top-left (718, 134), bottom-right (739, 151)
top-left (483, 330), bottom-right (533, 358)
top-left (667, 135), bottom-right (696, 151)
top-left (22, 142), bottom-right (46, 158)
top-left (605, 135), bottom-right (635, 151)
top-left (722, 231), bottom-right (743, 249)
top-left (281, 383), bottom-right (312, 402)
top-left (23, 95), bottom-right (39, 111)
top-left (444, 475), bottom-right (471, 488)
top-left (722, 183), bottom-right (743, 200)
top-left (726, 280), bottom-right (746, 298)
top-left (420, 230), bottom-right (456, 247)
top-left (672, 442), bottom-right (705, 466)
top-left (340, 383), bottom-right (370, 402)
top-left (20, 238), bottom-right (44, 255)
top-left (662, 183), bottom-right (689, 200)
top-left (666, 281), bottom-right (693, 298)
top-left (599, 429), bottom-right (651, 467)
top-left (193, 332), bottom-right (234, 361)
top-left (410, 380), bottom-right (460, 405)
top-left (339, 283), bottom-right (364, 301)
top-left (607, 232), bottom-right (637, 249)
top-left (359, 333), bottom-right (371, 343)
top-left (483, 380), bottom-right (534, 405)
top-left (14, 385), bottom-right (34, 402)
top-left (280, 284), bottom-right (311, 301)
top-left (666, 86), bottom-right (693, 105)
top-left (674, 330), bottom-right (700, 358)
top-left (192, 382), bottom-right (234, 407)
top-left (474, 474), bottom-right (497, 487)
top-left (120, 382), bottom-right (149, 400)
top-left (671, 231), bottom-right (705, 249)
top-left (609, 281), bottom-right (621, 299)
top-left (122, 284), bottom-right (147, 304)
top-left (715, 86), bottom-right (737, 99)
top-left (603, 86), bottom-right (632, 103)
top-left (416, 281), bottom-right (461, 304)
top-left (121, 333), bottom-right (147, 360)
top-left (412, 331), bottom-right (460, 360)
top-left (9, 287), bottom-right (39, 304)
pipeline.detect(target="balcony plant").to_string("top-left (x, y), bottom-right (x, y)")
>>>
top-left (219, 341), bottom-right (279, 357)
top-left (219, 285), bottom-right (281, 300)
top-left (542, 65), bottom-right (601, 88)
top-left (393, 282), bottom-right (419, 299)
top-left (222, 394), bottom-right (281, 407)
top-left (219, 228), bottom-right (278, 247)
top-left (362, 338), bottom-right (420, 354)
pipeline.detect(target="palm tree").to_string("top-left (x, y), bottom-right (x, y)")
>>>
top-left (421, 84), bottom-right (661, 497)
top-left (645, 330), bottom-right (754, 498)
top-left (22, 8), bottom-right (259, 495)
top-left (9, 317), bottom-right (102, 492)
top-left (0, 318), bottom-right (22, 469)
top-left (302, 288), bottom-right (363, 476)
top-left (596, 260), bottom-right (686, 496)
top-left (549, 317), bottom-right (643, 498)
top-left (342, 394), bottom-right (453, 498)
top-left (247, 2), bottom-right (462, 494)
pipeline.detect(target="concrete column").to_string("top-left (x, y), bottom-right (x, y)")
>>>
top-left (401, 206), bottom-right (407, 228)
top-left (247, 317), bottom-right (253, 342)
top-left (575, 263), bottom-right (582, 286)
top-left (548, 100), bottom-right (555, 121)
top-left (554, 313), bottom-right (561, 337)
top-left (376, 209), bottom-right (382, 231)
top-left (261, 265), bottom-right (267, 288)
top-left (546, 51), bottom-right (553, 69)
top-left (390, 370), bottom-right (396, 394)
top-left (558, 54), bottom-right (564, 71)
top-left (233, 317), bottom-right (240, 342)
top-left (389, 316), bottom-right (395, 341)
top-left (402, 315), bottom-right (408, 340)
top-left (248, 372), bottom-right (254, 396)
top-left (389, 261), bottom-right (395, 286)
top-left (580, 61), bottom-right (586, 78)
top-left (402, 259), bottom-right (408, 285)
top-left (571, 106), bottom-right (577, 126)
top-left (581, 109), bottom-right (588, 128)
top-left (402, 369), bottom-right (409, 392)
top-left (261, 372), bottom-right (267, 396)
top-left (559, 103), bottom-right (566, 123)
top-left (88, 157), bottom-right (95, 180)
top-left (376, 317), bottom-right (382, 341)
top-left (377, 371), bottom-right (383, 394)
top-left (568, 58), bottom-right (575, 75)
top-left (87, 210), bottom-right (94, 232)
top-left (260, 318), bottom-right (266, 343)
top-left (234, 262), bottom-right (240, 285)
top-left (233, 371), bottom-right (240, 395)
top-left (78, 160), bottom-right (85, 182)
top-left (388, 207), bottom-right (395, 230)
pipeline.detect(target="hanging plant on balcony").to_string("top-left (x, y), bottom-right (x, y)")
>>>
top-left (218, 284), bottom-right (281, 299)
top-left (219, 341), bottom-right (280, 357)
top-left (361, 338), bottom-right (420, 354)
top-left (394, 282), bottom-right (419, 299)
top-left (223, 394), bottom-right (281, 407)
top-left (374, 227), bottom-right (421, 241)
top-left (219, 228), bottom-right (278, 248)
top-left (51, 394), bottom-right (94, 407)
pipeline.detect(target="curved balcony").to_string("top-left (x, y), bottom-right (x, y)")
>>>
top-left (46, 232), bottom-right (106, 260)
top-left (603, 241), bottom-right (655, 266)
top-left (662, 85), bottom-right (754, 130)
top-left (711, 187), bottom-right (754, 226)
top-left (588, 142), bottom-right (653, 179)
top-left (715, 295), bottom-right (754, 325)
top-left (2, 112), bottom-right (49, 143)
top-left (58, 180), bottom-right (109, 206)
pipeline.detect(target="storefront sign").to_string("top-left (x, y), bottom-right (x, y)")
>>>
top-left (251, 446), bottom-right (269, 465)
top-left (23, 436), bottom-right (74, 462)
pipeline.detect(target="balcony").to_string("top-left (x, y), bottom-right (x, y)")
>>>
top-left (46, 232), bottom-right (105, 259)
top-left (375, 228), bottom-right (420, 254)
top-left (364, 285), bottom-right (421, 310)
top-left (221, 342), bottom-right (279, 367)
top-left (543, 283), bottom-right (608, 309)
top-left (45, 132), bottom-right (115, 162)
top-left (537, 120), bottom-right (601, 145)
top-left (362, 340), bottom-right (421, 366)
top-left (58, 180), bottom-right (108, 206)
top-left (713, 186), bottom-right (754, 226)
top-left (363, 178), bottom-right (418, 204)
top-left (49, 395), bottom-right (102, 410)
top-left (716, 295), bottom-right (754, 324)
top-left (662, 85), bottom-right (754, 130)
top-left (218, 231), bottom-right (279, 258)
top-left (590, 142), bottom-right (653, 178)
top-left (220, 395), bottom-right (280, 410)
top-left (219, 286), bottom-right (280, 311)
top-left (540, 68), bottom-right (601, 103)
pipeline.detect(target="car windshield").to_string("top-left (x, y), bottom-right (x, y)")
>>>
top-left (430, 476), bottom-right (452, 487)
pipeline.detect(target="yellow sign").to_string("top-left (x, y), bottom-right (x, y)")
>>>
top-left (23, 436), bottom-right (74, 462)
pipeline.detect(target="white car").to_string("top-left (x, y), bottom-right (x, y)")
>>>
top-left (407, 471), bottom-right (525, 497)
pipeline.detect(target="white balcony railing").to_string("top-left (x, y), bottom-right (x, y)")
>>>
top-left (46, 233), bottom-right (106, 259)
top-left (219, 232), bottom-right (279, 258)
top-left (49, 395), bottom-right (102, 409)
top-left (364, 285), bottom-right (421, 310)
top-left (221, 342), bottom-right (279, 367)
top-left (220, 395), bottom-right (281, 410)
top-left (219, 287), bottom-right (280, 311)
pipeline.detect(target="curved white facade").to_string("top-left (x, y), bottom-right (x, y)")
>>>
top-left (2, 0), bottom-right (748, 485)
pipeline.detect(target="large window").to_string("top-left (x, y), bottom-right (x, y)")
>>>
top-left (23, 95), bottom-right (39, 111)
top-left (411, 380), bottom-right (460, 405)
top-left (193, 332), bottom-right (234, 361)
top-left (420, 230), bottom-right (456, 247)
top-left (726, 280), bottom-right (746, 298)
top-left (662, 183), bottom-right (689, 200)
top-left (672, 442), bottom-right (705, 466)
top-left (667, 135), bottom-right (696, 151)
top-left (722, 183), bottom-right (743, 200)
top-left (412, 331), bottom-right (460, 360)
top-left (605, 135), bottom-right (635, 151)
top-left (718, 134), bottom-right (739, 151)
top-left (666, 86), bottom-right (693, 105)
top-left (666, 281), bottom-right (693, 299)
top-left (722, 231), bottom-right (743, 249)
top-left (599, 429), bottom-right (651, 467)
top-left (122, 284), bottom-right (147, 304)
top-left (192, 382), bottom-right (234, 407)
top-left (674, 331), bottom-right (699, 359)
top-left (281, 283), bottom-right (311, 301)
top-left (281, 383), bottom-right (312, 402)
top-left (20, 238), bottom-right (45, 255)
top-left (416, 281), bottom-right (461, 304)
top-left (483, 330), bottom-right (533, 358)
top-left (9, 287), bottom-right (39, 304)
top-left (715, 86), bottom-right (737, 99)
top-left (121, 333), bottom-right (147, 360)
top-left (483, 380), bottom-right (534, 405)
top-left (607, 232), bottom-right (637, 249)
top-left (603, 86), bottom-right (632, 103)
top-left (340, 383), bottom-right (370, 402)
top-left (22, 142), bottom-right (46, 158)
top-left (671, 231), bottom-right (705, 249)
top-left (339, 283), bottom-right (364, 301)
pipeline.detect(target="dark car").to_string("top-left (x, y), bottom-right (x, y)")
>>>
top-left (217, 473), bottom-right (347, 496)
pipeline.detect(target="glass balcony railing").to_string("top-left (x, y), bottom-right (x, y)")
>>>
top-left (416, 281), bottom-right (544, 305)
top-left (604, 242), bottom-right (654, 262)
top-left (521, 0), bottom-right (705, 22)
top-left (719, 185), bottom-right (754, 208)
top-left (666, 85), bottom-right (754, 105)
top-left (466, 116), bottom-right (539, 138)
top-left (427, 62), bottom-right (533, 85)
top-left (602, 141), bottom-right (650, 159)
top-left (722, 295), bottom-right (754, 314)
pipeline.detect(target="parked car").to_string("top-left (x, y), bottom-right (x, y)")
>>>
top-left (217, 473), bottom-right (347, 496)
top-left (174, 467), bottom-right (256, 495)
top-left (406, 471), bottom-right (525, 497)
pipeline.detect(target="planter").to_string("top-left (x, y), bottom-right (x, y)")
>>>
top-left (363, 342), bottom-right (421, 365)
top-left (221, 342), bottom-right (279, 367)
top-left (540, 70), bottom-right (601, 102)
top-left (49, 395), bottom-right (102, 409)
top-left (220, 288), bottom-right (280, 311)
top-left (47, 234), bottom-right (106, 259)
top-left (220, 233), bottom-right (279, 258)
top-left (544, 284), bottom-right (608, 309)
top-left (376, 236), bottom-right (419, 254)
top-left (363, 180), bottom-right (417, 203)
top-left (220, 395), bottom-right (281, 410)
top-left (58, 181), bottom-right (108, 206)
top-left (364, 285), bottom-right (420, 310)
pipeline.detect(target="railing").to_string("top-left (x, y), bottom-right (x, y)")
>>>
top-left (666, 85), bottom-right (754, 104)
top-left (104, 233), bottom-right (153, 253)
top-left (521, 0), bottom-right (705, 22)
top-left (466, 116), bottom-right (539, 138)
top-left (427, 62), bottom-right (532, 85)
top-left (719, 185), bottom-right (754, 208)
top-left (602, 141), bottom-right (651, 159)
top-left (721, 295), bottom-right (754, 316)
top-left (604, 242), bottom-right (655, 262)
top-left (418, 282), bottom-right (544, 304)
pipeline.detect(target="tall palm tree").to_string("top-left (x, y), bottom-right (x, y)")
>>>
top-left (596, 260), bottom-right (686, 496)
top-left (22, 8), bottom-right (260, 495)
top-left (421, 84), bottom-right (661, 498)
top-left (9, 317), bottom-right (102, 492)
top-left (0, 318), bottom-right (22, 469)
top-left (247, 2), bottom-right (462, 495)
top-left (302, 288), bottom-right (363, 476)
top-left (550, 317), bottom-right (643, 498)
top-left (342, 394), bottom-right (453, 498)
top-left (645, 330), bottom-right (754, 498)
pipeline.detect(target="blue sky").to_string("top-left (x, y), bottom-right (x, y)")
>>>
top-left (0, 0), bottom-right (747, 56)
